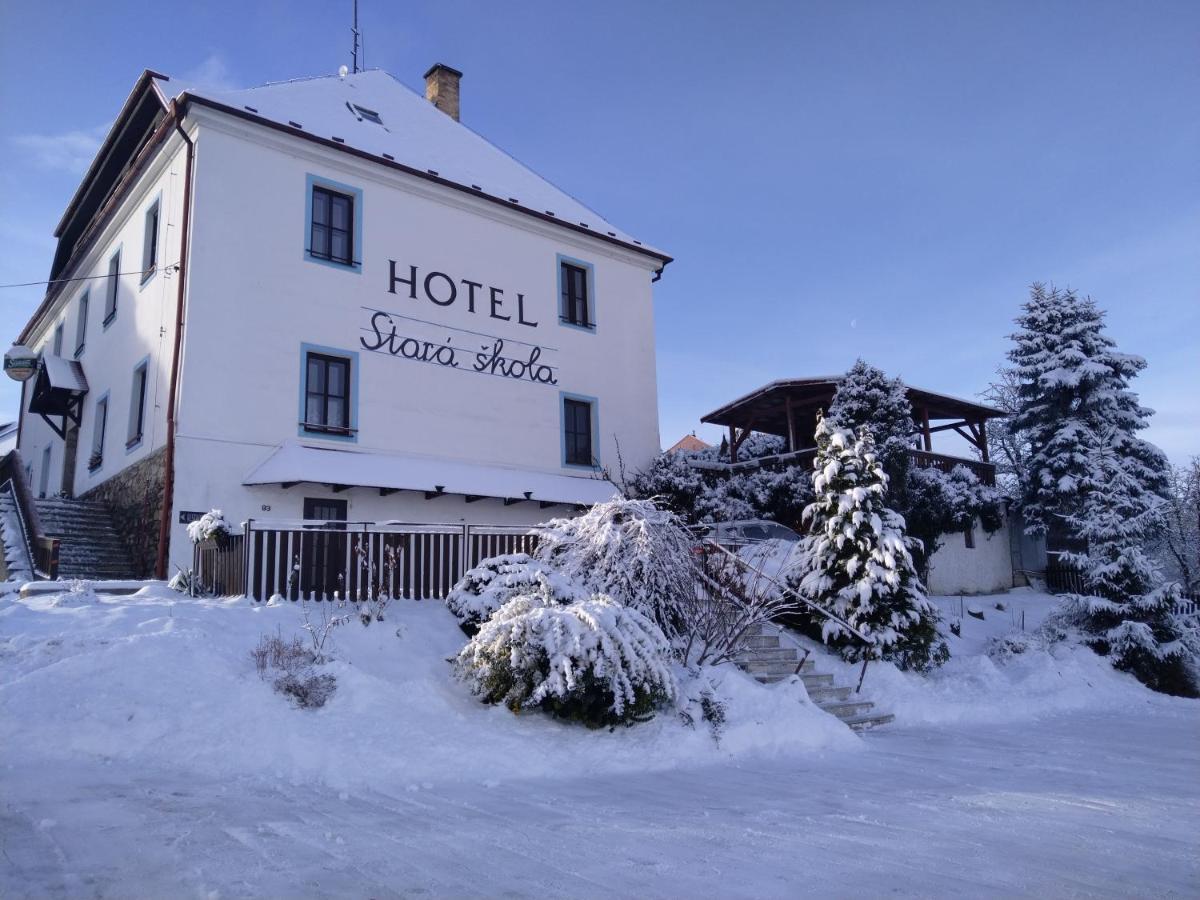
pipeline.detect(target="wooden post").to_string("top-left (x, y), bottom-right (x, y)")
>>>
top-left (920, 407), bottom-right (932, 452)
top-left (976, 420), bottom-right (990, 463)
top-left (785, 398), bottom-right (797, 452)
top-left (728, 426), bottom-right (738, 464)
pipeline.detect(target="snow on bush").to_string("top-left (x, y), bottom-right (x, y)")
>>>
top-left (628, 439), bottom-right (813, 531)
top-left (786, 415), bottom-right (948, 672)
top-left (454, 577), bottom-right (677, 728)
top-left (186, 509), bottom-right (232, 544)
top-left (48, 579), bottom-right (98, 607)
top-left (445, 553), bottom-right (586, 631)
top-left (533, 497), bottom-right (700, 642)
top-left (250, 629), bottom-right (337, 710)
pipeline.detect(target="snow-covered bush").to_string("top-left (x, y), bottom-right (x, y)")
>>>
top-left (186, 509), bottom-right (232, 544)
top-left (445, 553), bottom-right (586, 633)
top-left (786, 415), bottom-right (948, 672)
top-left (167, 568), bottom-right (203, 595)
top-left (629, 438), bottom-right (813, 530)
top-left (352, 539), bottom-right (397, 625)
top-left (905, 464), bottom-right (1004, 572)
top-left (250, 629), bottom-right (338, 710)
top-left (534, 497), bottom-right (700, 642)
top-left (454, 578), bottom-right (677, 728)
top-left (50, 579), bottom-right (98, 606)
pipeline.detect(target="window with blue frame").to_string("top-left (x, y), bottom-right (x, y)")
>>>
top-left (141, 200), bottom-right (159, 282)
top-left (90, 395), bottom-right (108, 472)
top-left (558, 258), bottom-right (595, 330)
top-left (305, 176), bottom-right (362, 271)
top-left (127, 360), bottom-right (148, 448)
top-left (103, 251), bottom-right (120, 325)
top-left (74, 292), bottom-right (88, 357)
top-left (302, 349), bottom-right (355, 437)
top-left (562, 396), bottom-right (596, 467)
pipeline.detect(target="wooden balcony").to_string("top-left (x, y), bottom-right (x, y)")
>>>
top-left (909, 449), bottom-right (995, 486)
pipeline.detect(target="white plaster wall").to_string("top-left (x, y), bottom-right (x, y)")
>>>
top-left (165, 110), bottom-right (661, 571)
top-left (18, 133), bottom-right (190, 501)
top-left (926, 513), bottom-right (1014, 596)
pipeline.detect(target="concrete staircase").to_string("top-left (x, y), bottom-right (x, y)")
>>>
top-left (739, 624), bottom-right (894, 731)
top-left (33, 497), bottom-right (138, 580)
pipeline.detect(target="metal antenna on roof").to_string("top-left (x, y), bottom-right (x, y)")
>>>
top-left (351, 0), bottom-right (362, 74)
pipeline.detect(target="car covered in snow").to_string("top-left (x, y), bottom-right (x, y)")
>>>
top-left (697, 519), bottom-right (800, 547)
top-left (693, 519), bottom-right (804, 585)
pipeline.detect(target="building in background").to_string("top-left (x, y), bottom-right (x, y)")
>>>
top-left (666, 433), bottom-right (711, 454)
top-left (699, 377), bottom-right (1018, 594)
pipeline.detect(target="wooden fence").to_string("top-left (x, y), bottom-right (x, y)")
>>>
top-left (1045, 556), bottom-right (1200, 618)
top-left (217, 520), bottom-right (538, 601)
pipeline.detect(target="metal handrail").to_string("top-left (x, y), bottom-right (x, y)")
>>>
top-left (703, 539), bottom-right (877, 692)
top-left (0, 478), bottom-right (45, 579)
top-left (704, 540), bottom-right (875, 646)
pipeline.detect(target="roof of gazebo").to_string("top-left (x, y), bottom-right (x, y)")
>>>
top-left (701, 377), bottom-right (1004, 435)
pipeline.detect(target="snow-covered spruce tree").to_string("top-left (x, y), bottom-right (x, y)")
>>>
top-left (827, 359), bottom-right (915, 491)
top-left (533, 497), bottom-right (701, 642)
top-left (786, 415), bottom-right (948, 672)
top-left (827, 360), bottom-right (1003, 575)
top-left (1008, 283), bottom-right (1171, 537)
top-left (1051, 429), bottom-right (1198, 696)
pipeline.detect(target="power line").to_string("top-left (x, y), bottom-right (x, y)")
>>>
top-left (0, 263), bottom-right (179, 291)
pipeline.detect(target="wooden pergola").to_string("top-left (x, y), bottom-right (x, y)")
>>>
top-left (700, 377), bottom-right (1004, 482)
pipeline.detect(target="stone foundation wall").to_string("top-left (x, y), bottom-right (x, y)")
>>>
top-left (80, 447), bottom-right (166, 579)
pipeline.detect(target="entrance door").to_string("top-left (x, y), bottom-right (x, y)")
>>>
top-left (301, 498), bottom-right (348, 599)
top-left (61, 423), bottom-right (79, 497)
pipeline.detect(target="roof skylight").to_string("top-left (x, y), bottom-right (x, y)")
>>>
top-left (347, 102), bottom-right (383, 125)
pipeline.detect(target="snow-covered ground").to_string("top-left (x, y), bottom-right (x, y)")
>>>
top-left (2, 584), bottom-right (1197, 897)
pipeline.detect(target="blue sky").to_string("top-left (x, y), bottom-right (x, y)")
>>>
top-left (1, 0), bottom-right (1196, 461)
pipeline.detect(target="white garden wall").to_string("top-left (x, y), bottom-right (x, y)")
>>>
top-left (926, 513), bottom-right (1014, 595)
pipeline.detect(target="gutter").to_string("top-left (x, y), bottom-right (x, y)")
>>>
top-left (154, 102), bottom-right (195, 580)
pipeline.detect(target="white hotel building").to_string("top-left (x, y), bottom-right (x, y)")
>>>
top-left (13, 65), bottom-right (671, 581)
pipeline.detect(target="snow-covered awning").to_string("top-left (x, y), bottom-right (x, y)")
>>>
top-left (242, 443), bottom-right (618, 507)
top-left (28, 355), bottom-right (89, 440)
top-left (38, 355), bottom-right (89, 394)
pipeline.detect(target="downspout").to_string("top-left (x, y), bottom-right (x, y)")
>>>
top-left (154, 103), bottom-right (195, 580)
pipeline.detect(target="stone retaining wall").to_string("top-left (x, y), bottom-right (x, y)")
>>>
top-left (80, 447), bottom-right (166, 579)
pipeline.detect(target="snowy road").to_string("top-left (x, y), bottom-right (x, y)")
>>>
top-left (3, 705), bottom-right (1197, 898)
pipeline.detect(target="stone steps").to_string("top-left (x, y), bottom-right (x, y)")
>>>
top-left (737, 623), bottom-right (893, 732)
top-left (33, 498), bottom-right (137, 580)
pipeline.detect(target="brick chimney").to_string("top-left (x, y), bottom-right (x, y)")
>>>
top-left (424, 63), bottom-right (463, 121)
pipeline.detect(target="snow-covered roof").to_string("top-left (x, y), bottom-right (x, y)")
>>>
top-left (243, 442), bottom-right (618, 507)
top-left (702, 377), bottom-right (1005, 429)
top-left (158, 70), bottom-right (669, 263)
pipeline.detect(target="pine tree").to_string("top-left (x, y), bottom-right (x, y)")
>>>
top-left (828, 359), bottom-right (1002, 576)
top-left (787, 415), bottom-right (948, 672)
top-left (1008, 283), bottom-right (1170, 537)
top-left (827, 359), bottom-right (914, 489)
top-left (1055, 429), bottom-right (1198, 696)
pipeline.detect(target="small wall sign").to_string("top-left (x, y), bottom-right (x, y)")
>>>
top-left (178, 510), bottom-right (205, 524)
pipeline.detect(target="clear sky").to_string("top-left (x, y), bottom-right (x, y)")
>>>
top-left (1, 0), bottom-right (1196, 461)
